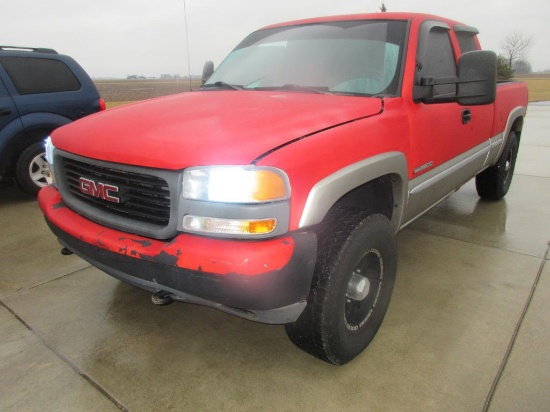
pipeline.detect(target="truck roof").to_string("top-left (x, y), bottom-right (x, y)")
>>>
top-left (262, 12), bottom-right (467, 31)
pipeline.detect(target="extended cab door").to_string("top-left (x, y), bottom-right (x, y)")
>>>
top-left (402, 20), bottom-right (495, 225)
top-left (0, 72), bottom-right (19, 132)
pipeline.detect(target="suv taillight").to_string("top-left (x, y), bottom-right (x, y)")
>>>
top-left (99, 98), bottom-right (106, 111)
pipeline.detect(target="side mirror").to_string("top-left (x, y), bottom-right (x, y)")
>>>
top-left (202, 61), bottom-right (214, 85)
top-left (413, 50), bottom-right (497, 106)
top-left (456, 50), bottom-right (497, 106)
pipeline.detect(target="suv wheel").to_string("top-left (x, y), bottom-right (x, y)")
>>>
top-left (16, 141), bottom-right (53, 196)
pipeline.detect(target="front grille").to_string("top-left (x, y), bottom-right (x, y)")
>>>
top-left (62, 157), bottom-right (171, 227)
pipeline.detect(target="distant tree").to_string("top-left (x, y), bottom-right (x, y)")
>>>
top-left (513, 59), bottom-right (532, 75)
top-left (501, 31), bottom-right (534, 70)
top-left (379, 2), bottom-right (387, 12)
top-left (497, 55), bottom-right (514, 81)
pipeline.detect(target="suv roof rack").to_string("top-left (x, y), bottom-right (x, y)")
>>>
top-left (0, 45), bottom-right (58, 54)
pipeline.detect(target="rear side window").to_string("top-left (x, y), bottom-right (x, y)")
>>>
top-left (456, 32), bottom-right (478, 54)
top-left (0, 57), bottom-right (80, 95)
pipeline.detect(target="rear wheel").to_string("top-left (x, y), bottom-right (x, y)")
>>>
top-left (16, 141), bottom-right (52, 197)
top-left (475, 131), bottom-right (519, 200)
top-left (285, 211), bottom-right (397, 365)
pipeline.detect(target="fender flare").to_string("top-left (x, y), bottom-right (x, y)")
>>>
top-left (298, 151), bottom-right (409, 232)
top-left (494, 106), bottom-right (526, 160)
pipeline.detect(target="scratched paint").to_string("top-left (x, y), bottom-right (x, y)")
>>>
top-left (38, 185), bottom-right (295, 276)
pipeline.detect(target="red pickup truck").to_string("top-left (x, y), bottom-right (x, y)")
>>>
top-left (39, 12), bottom-right (528, 365)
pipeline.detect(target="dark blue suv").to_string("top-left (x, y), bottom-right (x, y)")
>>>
top-left (0, 46), bottom-right (104, 195)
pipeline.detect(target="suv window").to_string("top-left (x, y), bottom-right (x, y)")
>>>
top-left (0, 57), bottom-right (81, 95)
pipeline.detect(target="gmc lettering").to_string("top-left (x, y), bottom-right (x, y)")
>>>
top-left (78, 177), bottom-right (120, 203)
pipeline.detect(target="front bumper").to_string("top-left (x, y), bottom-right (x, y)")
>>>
top-left (39, 186), bottom-right (317, 324)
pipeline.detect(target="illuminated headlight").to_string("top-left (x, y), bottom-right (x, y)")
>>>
top-left (182, 166), bottom-right (290, 203)
top-left (180, 166), bottom-right (290, 237)
top-left (45, 136), bottom-right (55, 165)
top-left (44, 136), bottom-right (56, 183)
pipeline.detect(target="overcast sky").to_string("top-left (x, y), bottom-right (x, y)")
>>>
top-left (2, 0), bottom-right (549, 78)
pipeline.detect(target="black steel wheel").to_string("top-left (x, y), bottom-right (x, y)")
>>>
top-left (285, 211), bottom-right (397, 365)
top-left (475, 131), bottom-right (519, 200)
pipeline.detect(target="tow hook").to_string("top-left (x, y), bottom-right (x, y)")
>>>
top-left (151, 290), bottom-right (174, 306)
top-left (61, 247), bottom-right (73, 256)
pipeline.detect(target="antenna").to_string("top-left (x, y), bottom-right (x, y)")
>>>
top-left (182, 0), bottom-right (193, 91)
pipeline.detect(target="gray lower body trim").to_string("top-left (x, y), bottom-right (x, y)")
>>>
top-left (401, 138), bottom-right (493, 227)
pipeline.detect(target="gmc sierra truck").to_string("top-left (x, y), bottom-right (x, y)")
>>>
top-left (39, 13), bottom-right (528, 365)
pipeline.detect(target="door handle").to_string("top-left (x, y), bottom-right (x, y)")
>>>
top-left (462, 109), bottom-right (471, 125)
top-left (0, 108), bottom-right (12, 116)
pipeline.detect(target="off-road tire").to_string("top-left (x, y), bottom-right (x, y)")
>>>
top-left (285, 210), bottom-right (397, 365)
top-left (16, 141), bottom-right (52, 197)
top-left (475, 131), bottom-right (519, 200)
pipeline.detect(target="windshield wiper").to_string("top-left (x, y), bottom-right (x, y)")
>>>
top-left (201, 81), bottom-right (243, 90)
top-left (251, 84), bottom-right (329, 94)
top-left (279, 84), bottom-right (328, 94)
top-left (330, 91), bottom-right (386, 98)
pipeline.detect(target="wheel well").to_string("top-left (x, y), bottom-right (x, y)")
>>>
top-left (510, 116), bottom-right (524, 141)
top-left (320, 175), bottom-right (394, 227)
top-left (1, 128), bottom-right (53, 176)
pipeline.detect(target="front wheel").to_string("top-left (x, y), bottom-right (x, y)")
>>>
top-left (475, 131), bottom-right (519, 200)
top-left (285, 212), bottom-right (397, 365)
top-left (16, 141), bottom-right (53, 197)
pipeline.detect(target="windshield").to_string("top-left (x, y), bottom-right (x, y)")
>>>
top-left (204, 20), bottom-right (407, 97)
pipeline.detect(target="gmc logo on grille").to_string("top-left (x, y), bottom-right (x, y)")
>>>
top-left (78, 177), bottom-right (120, 203)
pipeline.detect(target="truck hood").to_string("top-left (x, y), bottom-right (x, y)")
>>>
top-left (52, 91), bottom-right (383, 169)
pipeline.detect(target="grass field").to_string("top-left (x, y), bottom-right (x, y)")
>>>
top-left (95, 77), bottom-right (550, 109)
top-left (94, 79), bottom-right (202, 109)
top-left (516, 77), bottom-right (550, 102)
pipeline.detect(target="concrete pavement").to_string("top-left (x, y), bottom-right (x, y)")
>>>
top-left (1, 104), bottom-right (549, 411)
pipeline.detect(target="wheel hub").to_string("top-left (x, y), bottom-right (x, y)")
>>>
top-left (346, 271), bottom-right (371, 301)
top-left (344, 248), bottom-right (384, 331)
top-left (29, 153), bottom-right (53, 187)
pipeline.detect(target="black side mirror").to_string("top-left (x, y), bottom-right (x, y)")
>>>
top-left (456, 50), bottom-right (497, 106)
top-left (202, 61), bottom-right (214, 85)
top-left (413, 50), bottom-right (497, 106)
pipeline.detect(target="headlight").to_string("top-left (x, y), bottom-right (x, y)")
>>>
top-left (182, 166), bottom-right (290, 203)
top-left (44, 136), bottom-right (56, 183)
top-left (180, 166), bottom-right (290, 237)
top-left (44, 136), bottom-right (55, 165)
